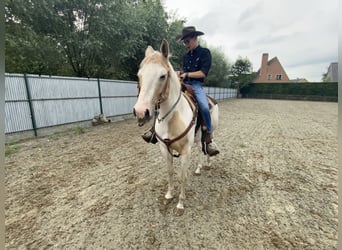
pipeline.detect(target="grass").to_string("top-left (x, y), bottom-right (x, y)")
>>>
top-left (74, 126), bottom-right (85, 135)
top-left (49, 126), bottom-right (86, 140)
top-left (5, 141), bottom-right (19, 156)
top-left (5, 127), bottom-right (87, 155)
top-left (5, 127), bottom-right (86, 155)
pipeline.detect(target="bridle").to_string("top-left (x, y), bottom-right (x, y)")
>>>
top-left (137, 68), bottom-right (198, 153)
top-left (154, 71), bottom-right (198, 150)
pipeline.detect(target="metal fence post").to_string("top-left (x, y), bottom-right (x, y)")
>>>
top-left (97, 78), bottom-right (103, 114)
top-left (23, 74), bottom-right (37, 136)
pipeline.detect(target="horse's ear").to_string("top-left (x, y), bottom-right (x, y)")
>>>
top-left (160, 39), bottom-right (169, 59)
top-left (145, 46), bottom-right (154, 57)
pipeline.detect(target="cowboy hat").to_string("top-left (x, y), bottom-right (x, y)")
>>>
top-left (176, 26), bottom-right (205, 41)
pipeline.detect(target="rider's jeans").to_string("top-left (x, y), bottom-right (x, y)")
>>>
top-left (185, 80), bottom-right (212, 133)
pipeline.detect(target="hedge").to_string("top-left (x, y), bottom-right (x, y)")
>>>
top-left (240, 82), bottom-right (338, 101)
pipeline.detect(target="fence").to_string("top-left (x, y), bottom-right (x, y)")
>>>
top-left (5, 73), bottom-right (237, 141)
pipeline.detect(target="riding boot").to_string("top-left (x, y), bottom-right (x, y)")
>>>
top-left (202, 131), bottom-right (219, 156)
top-left (142, 127), bottom-right (157, 144)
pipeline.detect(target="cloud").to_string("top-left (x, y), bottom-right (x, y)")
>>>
top-left (234, 41), bottom-right (251, 50)
top-left (236, 1), bottom-right (264, 32)
top-left (163, 0), bottom-right (338, 81)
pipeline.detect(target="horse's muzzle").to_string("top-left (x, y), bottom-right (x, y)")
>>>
top-left (133, 108), bottom-right (151, 126)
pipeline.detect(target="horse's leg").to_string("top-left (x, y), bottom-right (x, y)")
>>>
top-left (161, 146), bottom-right (174, 204)
top-left (194, 130), bottom-right (203, 175)
top-left (175, 152), bottom-right (190, 215)
top-left (195, 142), bottom-right (203, 175)
top-left (206, 154), bottom-right (211, 167)
top-left (195, 139), bottom-right (212, 174)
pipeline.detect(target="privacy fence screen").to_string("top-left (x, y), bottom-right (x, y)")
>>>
top-left (5, 73), bottom-right (237, 137)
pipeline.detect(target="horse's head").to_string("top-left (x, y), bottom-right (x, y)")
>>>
top-left (133, 39), bottom-right (171, 126)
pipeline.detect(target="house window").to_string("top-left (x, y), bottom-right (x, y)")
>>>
top-left (276, 74), bottom-right (282, 80)
top-left (267, 74), bottom-right (272, 80)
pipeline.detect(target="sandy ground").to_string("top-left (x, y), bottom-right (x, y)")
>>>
top-left (5, 99), bottom-right (338, 249)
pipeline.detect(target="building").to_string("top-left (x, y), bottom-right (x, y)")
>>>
top-left (253, 53), bottom-right (290, 83)
top-left (326, 62), bottom-right (338, 82)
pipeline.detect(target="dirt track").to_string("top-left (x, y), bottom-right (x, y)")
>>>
top-left (5, 99), bottom-right (338, 249)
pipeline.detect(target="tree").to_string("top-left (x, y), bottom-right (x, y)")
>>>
top-left (42, 0), bottom-right (136, 78)
top-left (230, 57), bottom-right (255, 93)
top-left (205, 46), bottom-right (231, 87)
top-left (5, 0), bottom-right (233, 82)
top-left (164, 16), bottom-right (186, 71)
top-left (5, 0), bottom-right (70, 75)
top-left (5, 0), bottom-right (179, 79)
top-left (322, 72), bottom-right (331, 82)
top-left (119, 0), bottom-right (170, 80)
top-left (5, 0), bottom-right (123, 77)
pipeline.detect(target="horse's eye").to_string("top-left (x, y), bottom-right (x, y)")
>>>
top-left (160, 74), bottom-right (166, 80)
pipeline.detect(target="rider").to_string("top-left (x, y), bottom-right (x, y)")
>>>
top-left (142, 26), bottom-right (219, 157)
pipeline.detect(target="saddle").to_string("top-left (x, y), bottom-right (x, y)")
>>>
top-left (142, 82), bottom-right (217, 148)
top-left (181, 83), bottom-right (217, 131)
top-left (181, 83), bottom-right (217, 110)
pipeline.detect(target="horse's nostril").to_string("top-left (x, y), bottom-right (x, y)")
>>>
top-left (145, 109), bottom-right (150, 119)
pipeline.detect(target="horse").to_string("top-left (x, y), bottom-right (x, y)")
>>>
top-left (133, 39), bottom-right (219, 215)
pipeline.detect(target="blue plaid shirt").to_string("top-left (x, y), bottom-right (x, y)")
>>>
top-left (183, 45), bottom-right (211, 83)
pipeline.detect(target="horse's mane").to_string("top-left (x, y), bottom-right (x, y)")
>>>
top-left (139, 50), bottom-right (172, 71)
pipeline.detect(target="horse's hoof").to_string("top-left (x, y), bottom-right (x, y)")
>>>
top-left (163, 198), bottom-right (173, 205)
top-left (174, 207), bottom-right (184, 216)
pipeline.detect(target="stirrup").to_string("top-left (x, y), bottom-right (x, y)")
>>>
top-left (142, 129), bottom-right (157, 144)
top-left (202, 142), bottom-right (219, 157)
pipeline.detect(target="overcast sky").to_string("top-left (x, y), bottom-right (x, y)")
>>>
top-left (163, 0), bottom-right (338, 82)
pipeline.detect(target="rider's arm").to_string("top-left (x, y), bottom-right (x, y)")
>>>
top-left (181, 70), bottom-right (206, 79)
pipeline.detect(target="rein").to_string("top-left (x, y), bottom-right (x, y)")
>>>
top-left (157, 89), bottom-right (182, 123)
top-left (153, 73), bottom-right (198, 150)
top-left (155, 94), bottom-right (197, 147)
top-left (140, 68), bottom-right (198, 156)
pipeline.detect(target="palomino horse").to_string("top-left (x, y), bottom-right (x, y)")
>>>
top-left (133, 39), bottom-right (219, 215)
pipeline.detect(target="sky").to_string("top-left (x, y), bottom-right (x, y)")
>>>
top-left (162, 0), bottom-right (338, 82)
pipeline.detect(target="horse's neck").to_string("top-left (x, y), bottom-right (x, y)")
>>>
top-left (158, 73), bottom-right (182, 118)
top-left (162, 73), bottom-right (181, 107)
